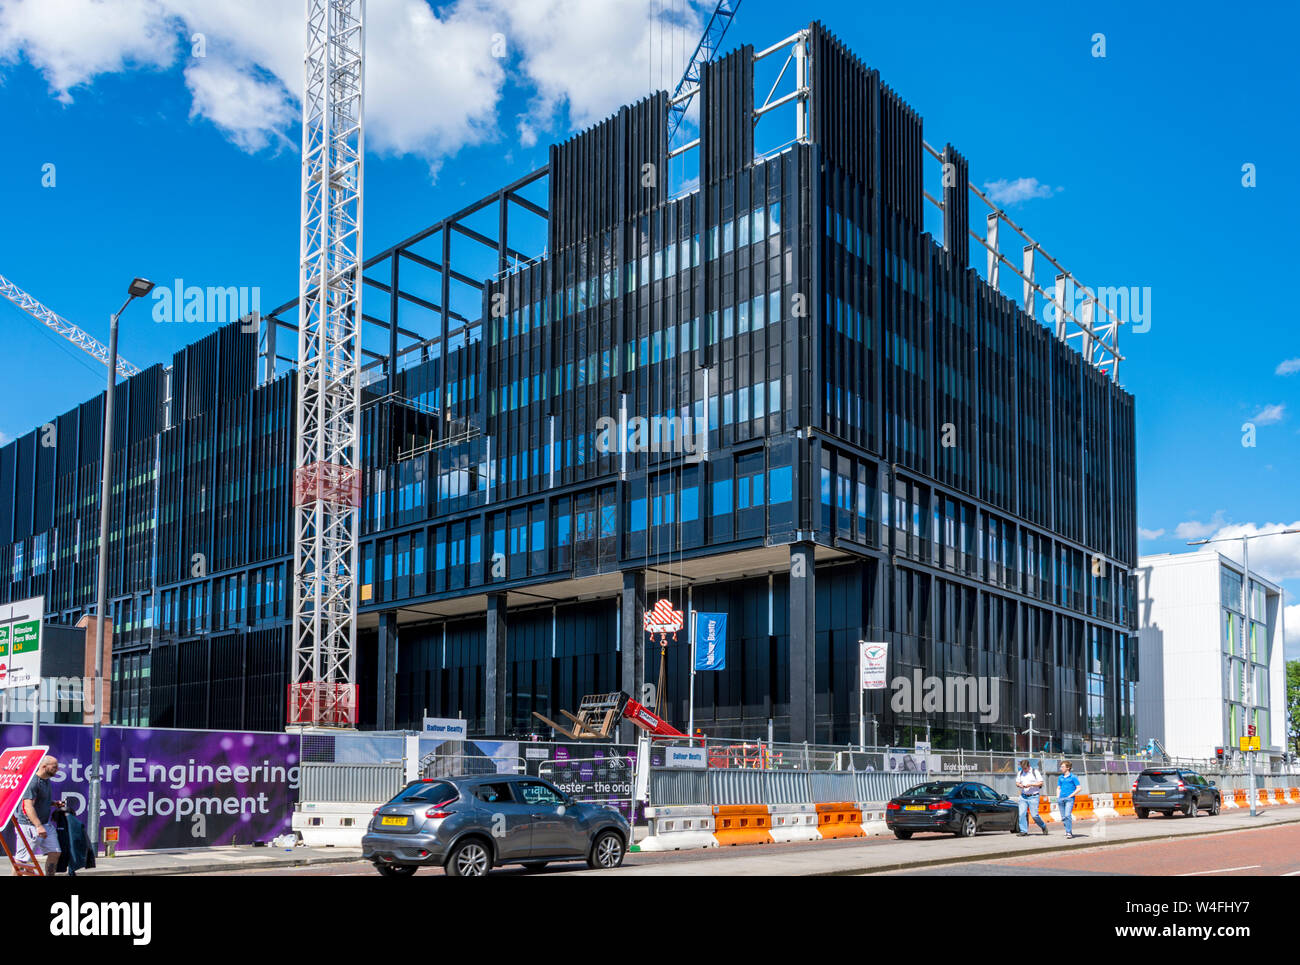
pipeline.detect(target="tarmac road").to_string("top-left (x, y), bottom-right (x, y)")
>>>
top-left (194, 807), bottom-right (1300, 877)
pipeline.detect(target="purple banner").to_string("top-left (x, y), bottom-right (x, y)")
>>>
top-left (1, 723), bottom-right (298, 851)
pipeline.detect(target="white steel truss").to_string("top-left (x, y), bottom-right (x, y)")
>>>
top-left (921, 141), bottom-right (1125, 382)
top-left (291, 0), bottom-right (365, 726)
top-left (0, 273), bottom-right (142, 378)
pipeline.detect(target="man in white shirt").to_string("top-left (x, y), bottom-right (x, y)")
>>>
top-left (1015, 759), bottom-right (1048, 836)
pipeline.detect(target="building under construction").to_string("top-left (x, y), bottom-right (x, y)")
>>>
top-left (0, 22), bottom-right (1138, 750)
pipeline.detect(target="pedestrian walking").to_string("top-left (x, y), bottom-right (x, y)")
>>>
top-left (15, 755), bottom-right (64, 875)
top-left (1015, 759), bottom-right (1048, 836)
top-left (1057, 760), bottom-right (1081, 838)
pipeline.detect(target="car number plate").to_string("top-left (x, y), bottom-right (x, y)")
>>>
top-left (380, 816), bottom-right (409, 826)
top-left (1149, 791), bottom-right (1165, 795)
top-left (904, 805), bottom-right (925, 811)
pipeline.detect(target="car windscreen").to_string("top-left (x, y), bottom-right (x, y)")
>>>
top-left (901, 782), bottom-right (958, 798)
top-left (1137, 772), bottom-right (1180, 787)
top-left (389, 781), bottom-right (458, 805)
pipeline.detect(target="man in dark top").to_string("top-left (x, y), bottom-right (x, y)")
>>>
top-left (16, 755), bottom-right (63, 875)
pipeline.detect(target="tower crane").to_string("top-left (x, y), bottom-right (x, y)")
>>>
top-left (0, 273), bottom-right (142, 379)
top-left (667, 0), bottom-right (744, 142)
top-left (288, 0), bottom-right (366, 727)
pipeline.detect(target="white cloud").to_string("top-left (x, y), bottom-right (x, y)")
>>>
top-left (1175, 511), bottom-right (1227, 541)
top-left (982, 177), bottom-right (1059, 206)
top-left (1196, 520), bottom-right (1300, 584)
top-left (1276, 358), bottom-right (1300, 376)
top-left (1138, 527), bottom-right (1166, 540)
top-left (1250, 403), bottom-right (1286, 425)
top-left (498, 0), bottom-right (702, 133)
top-left (184, 58), bottom-right (295, 152)
top-left (1, 0), bottom-right (703, 162)
top-left (0, 0), bottom-right (177, 102)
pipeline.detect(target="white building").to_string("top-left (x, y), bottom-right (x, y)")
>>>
top-left (1135, 550), bottom-right (1287, 763)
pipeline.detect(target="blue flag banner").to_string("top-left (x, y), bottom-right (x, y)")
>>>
top-left (694, 612), bottom-right (727, 671)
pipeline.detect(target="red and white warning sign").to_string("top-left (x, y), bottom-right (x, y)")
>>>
top-left (643, 598), bottom-right (684, 634)
top-left (0, 745), bottom-right (49, 830)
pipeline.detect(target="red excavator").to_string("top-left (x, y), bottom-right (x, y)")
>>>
top-left (531, 691), bottom-right (687, 740)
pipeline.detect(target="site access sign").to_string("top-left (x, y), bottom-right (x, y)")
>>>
top-left (0, 745), bottom-right (49, 829)
top-left (0, 596), bottom-right (44, 691)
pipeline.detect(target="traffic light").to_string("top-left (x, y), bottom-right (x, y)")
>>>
top-left (1215, 746), bottom-right (1225, 761)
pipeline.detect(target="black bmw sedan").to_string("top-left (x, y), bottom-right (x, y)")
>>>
top-left (885, 780), bottom-right (1020, 839)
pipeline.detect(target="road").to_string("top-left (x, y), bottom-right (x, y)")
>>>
top-left (871, 822), bottom-right (1300, 876)
top-left (196, 809), bottom-right (1300, 877)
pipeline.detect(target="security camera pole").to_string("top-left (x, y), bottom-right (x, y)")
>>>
top-left (88, 277), bottom-right (155, 853)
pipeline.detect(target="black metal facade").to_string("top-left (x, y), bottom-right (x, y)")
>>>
top-left (0, 22), bottom-right (1137, 751)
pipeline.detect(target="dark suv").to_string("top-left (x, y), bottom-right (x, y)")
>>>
top-left (1132, 768), bottom-right (1221, 818)
top-left (361, 774), bottom-right (630, 876)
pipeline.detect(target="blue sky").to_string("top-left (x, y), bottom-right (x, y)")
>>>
top-left (1, 0), bottom-right (1297, 653)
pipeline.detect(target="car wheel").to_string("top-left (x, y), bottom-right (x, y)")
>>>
top-left (588, 830), bottom-right (625, 870)
top-left (958, 814), bottom-right (977, 838)
top-left (373, 862), bottom-right (417, 877)
top-left (445, 839), bottom-right (492, 877)
top-left (893, 829), bottom-right (913, 840)
top-left (1136, 807), bottom-right (1149, 819)
top-left (1185, 800), bottom-right (1198, 818)
top-left (1209, 796), bottom-right (1220, 816)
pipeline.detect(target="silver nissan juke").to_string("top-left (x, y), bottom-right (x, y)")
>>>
top-left (361, 773), bottom-right (631, 876)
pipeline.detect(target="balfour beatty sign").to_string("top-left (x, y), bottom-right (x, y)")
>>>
top-left (422, 717), bottom-right (468, 740)
top-left (0, 596), bottom-right (44, 690)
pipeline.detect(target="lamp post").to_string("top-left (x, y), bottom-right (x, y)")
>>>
top-left (1023, 713), bottom-right (1037, 758)
top-left (87, 277), bottom-right (154, 853)
top-left (1188, 527), bottom-right (1300, 818)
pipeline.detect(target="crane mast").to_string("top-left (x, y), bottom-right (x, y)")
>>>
top-left (289, 0), bottom-right (365, 727)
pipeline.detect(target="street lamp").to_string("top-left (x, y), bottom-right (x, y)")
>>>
top-left (88, 277), bottom-right (154, 853)
top-left (1187, 527), bottom-right (1300, 818)
top-left (1023, 713), bottom-right (1037, 758)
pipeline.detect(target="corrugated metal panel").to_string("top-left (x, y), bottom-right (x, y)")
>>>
top-left (649, 769), bottom-right (710, 806)
top-left (855, 771), bottom-right (926, 802)
top-left (300, 762), bottom-right (405, 804)
top-left (709, 768), bottom-right (768, 805)
top-left (809, 771), bottom-right (858, 803)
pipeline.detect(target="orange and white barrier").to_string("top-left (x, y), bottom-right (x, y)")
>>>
top-left (770, 803), bottom-right (822, 843)
top-left (636, 780), bottom-right (1300, 852)
top-left (638, 805), bottom-right (718, 852)
top-left (816, 801), bottom-right (866, 839)
top-left (713, 804), bottom-right (774, 846)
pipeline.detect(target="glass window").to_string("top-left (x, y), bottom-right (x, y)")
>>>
top-left (712, 477), bottom-right (732, 515)
top-left (769, 465), bottom-right (792, 504)
top-left (516, 781), bottom-right (566, 806)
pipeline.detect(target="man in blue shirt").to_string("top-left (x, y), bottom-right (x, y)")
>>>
top-left (1057, 760), bottom-right (1081, 838)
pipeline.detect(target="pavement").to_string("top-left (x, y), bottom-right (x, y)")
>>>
top-left (6, 806), bottom-right (1298, 877)
top-left (0, 843), bottom-right (365, 877)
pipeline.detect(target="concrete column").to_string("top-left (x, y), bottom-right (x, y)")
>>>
top-left (486, 593), bottom-right (508, 736)
top-left (377, 612), bottom-right (398, 731)
top-left (619, 570), bottom-right (646, 742)
top-left (789, 542), bottom-right (817, 743)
